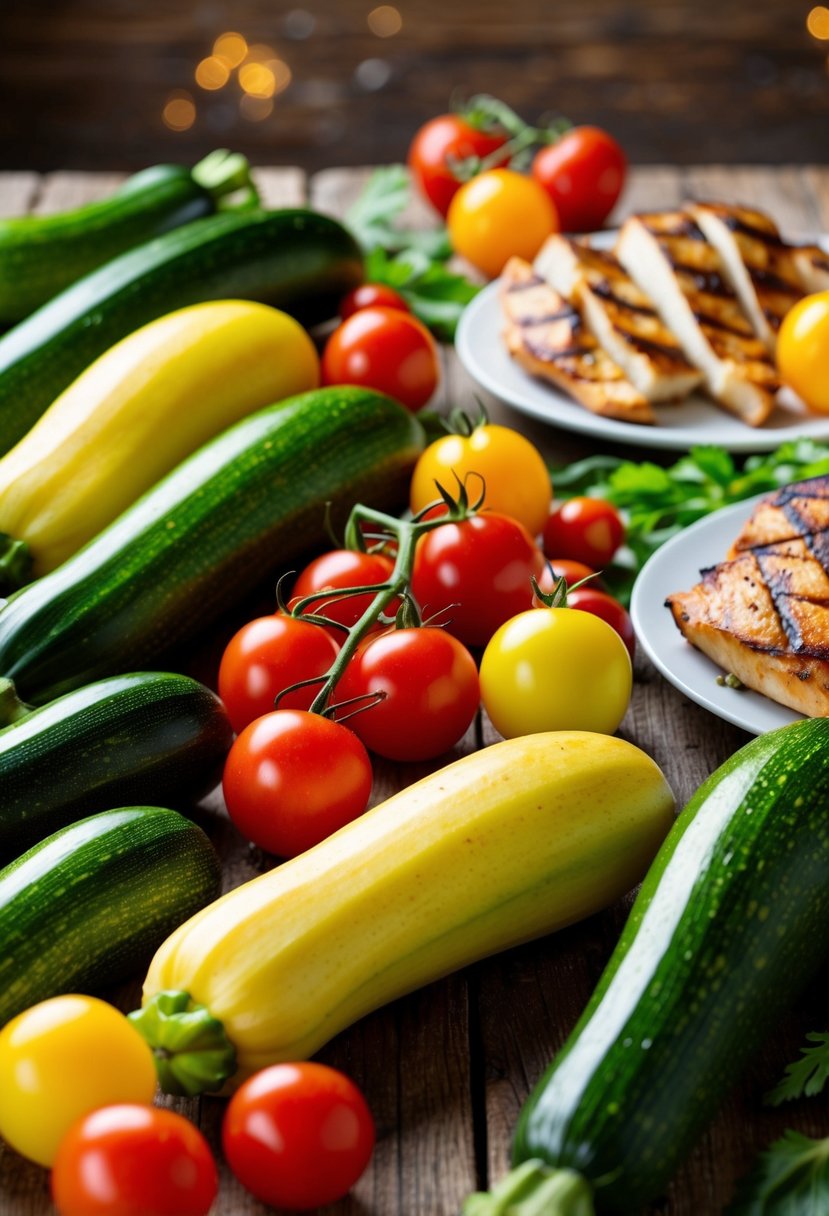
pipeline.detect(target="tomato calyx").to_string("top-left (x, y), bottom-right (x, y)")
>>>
top-left (531, 566), bottom-right (600, 609)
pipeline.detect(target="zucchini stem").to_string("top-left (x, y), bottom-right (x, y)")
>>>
top-left (0, 677), bottom-right (32, 727)
top-left (127, 989), bottom-right (237, 1095)
top-left (191, 150), bottom-right (260, 212)
top-left (0, 533), bottom-right (33, 595)
top-left (463, 1161), bottom-right (594, 1216)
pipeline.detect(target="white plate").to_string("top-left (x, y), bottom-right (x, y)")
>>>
top-left (455, 234), bottom-right (829, 452)
top-left (630, 496), bottom-right (803, 735)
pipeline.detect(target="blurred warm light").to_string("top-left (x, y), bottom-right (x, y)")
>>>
top-left (807, 6), bottom-right (829, 38)
top-left (265, 58), bottom-right (293, 94)
top-left (367, 5), bottom-right (402, 36)
top-left (246, 43), bottom-right (277, 62)
top-left (239, 62), bottom-right (276, 98)
top-left (240, 94), bottom-right (274, 122)
top-left (162, 91), bottom-right (196, 131)
top-left (213, 32), bottom-right (248, 68)
top-left (195, 56), bottom-right (230, 90)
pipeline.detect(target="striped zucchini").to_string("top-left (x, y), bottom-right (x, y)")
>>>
top-left (0, 151), bottom-right (258, 324)
top-left (0, 806), bottom-right (222, 1028)
top-left (0, 672), bottom-right (232, 860)
top-left (0, 387), bottom-right (424, 704)
top-left (464, 718), bottom-right (829, 1216)
top-left (0, 207), bottom-right (363, 454)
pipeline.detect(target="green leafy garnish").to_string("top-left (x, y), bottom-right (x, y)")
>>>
top-left (765, 1031), bottom-right (829, 1106)
top-left (344, 166), bottom-right (479, 340)
top-left (728, 1130), bottom-right (829, 1214)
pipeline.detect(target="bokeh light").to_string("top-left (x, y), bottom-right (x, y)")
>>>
top-left (368, 5), bottom-right (403, 36)
top-left (162, 91), bottom-right (196, 131)
top-left (265, 58), bottom-right (293, 94)
top-left (240, 95), bottom-right (275, 122)
top-left (239, 62), bottom-right (277, 98)
top-left (195, 56), bottom-right (230, 90)
top-left (807, 6), bottom-right (829, 38)
top-left (213, 32), bottom-right (248, 68)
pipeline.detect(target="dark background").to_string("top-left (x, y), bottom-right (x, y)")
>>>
top-left (1, 0), bottom-right (827, 172)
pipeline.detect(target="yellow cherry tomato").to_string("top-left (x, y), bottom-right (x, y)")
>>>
top-left (0, 995), bottom-right (156, 1166)
top-left (480, 607), bottom-right (632, 738)
top-left (777, 291), bottom-right (829, 413)
top-left (447, 169), bottom-right (559, 278)
top-left (410, 423), bottom-right (552, 537)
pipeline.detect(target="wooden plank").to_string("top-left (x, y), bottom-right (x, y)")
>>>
top-left (802, 166), bottom-right (829, 234)
top-left (0, 173), bottom-right (40, 218)
top-left (251, 167), bottom-right (307, 208)
top-left (682, 164), bottom-right (823, 237)
top-left (33, 170), bottom-right (126, 213)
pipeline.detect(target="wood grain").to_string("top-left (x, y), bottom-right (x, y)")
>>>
top-left (0, 164), bottom-right (828, 1216)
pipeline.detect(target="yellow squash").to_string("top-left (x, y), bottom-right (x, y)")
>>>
top-left (0, 300), bottom-right (319, 578)
top-left (133, 732), bottom-right (675, 1095)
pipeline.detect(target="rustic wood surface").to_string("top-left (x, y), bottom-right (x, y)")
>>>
top-left (1, 164), bottom-right (828, 1215)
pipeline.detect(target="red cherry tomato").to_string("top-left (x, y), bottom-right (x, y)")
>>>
top-left (321, 307), bottom-right (439, 412)
top-left (222, 710), bottom-right (373, 857)
top-left (51, 1105), bottom-right (218, 1216)
top-left (291, 549), bottom-right (398, 639)
top-left (536, 558), bottom-right (598, 591)
top-left (223, 1062), bottom-right (375, 1211)
top-left (340, 282), bottom-right (410, 318)
top-left (531, 126), bottom-right (627, 232)
top-left (567, 587), bottom-right (636, 659)
top-left (408, 113), bottom-right (509, 217)
top-left (218, 615), bottom-right (340, 733)
top-left (411, 513), bottom-right (546, 648)
top-left (335, 627), bottom-right (480, 761)
top-left (543, 497), bottom-right (625, 568)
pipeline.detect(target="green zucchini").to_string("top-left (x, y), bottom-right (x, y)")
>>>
top-left (0, 387), bottom-right (423, 704)
top-left (0, 671), bottom-right (232, 860)
top-left (0, 151), bottom-right (259, 325)
top-left (0, 806), bottom-right (221, 1028)
top-left (0, 207), bottom-right (363, 455)
top-left (465, 719), bottom-right (829, 1216)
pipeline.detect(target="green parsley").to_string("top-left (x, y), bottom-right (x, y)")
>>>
top-left (728, 1130), bottom-right (829, 1214)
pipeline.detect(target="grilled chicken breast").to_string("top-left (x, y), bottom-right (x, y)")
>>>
top-left (616, 212), bottom-right (779, 426)
top-left (789, 243), bottom-right (829, 295)
top-left (688, 202), bottom-right (803, 351)
top-left (499, 257), bottom-right (654, 424)
top-left (534, 235), bottom-right (703, 402)
top-left (729, 477), bottom-right (829, 555)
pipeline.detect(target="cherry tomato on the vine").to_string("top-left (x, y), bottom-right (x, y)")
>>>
top-left (336, 628), bottom-right (480, 761)
top-left (219, 615), bottom-right (340, 733)
top-left (409, 423), bottom-right (552, 538)
top-left (535, 558), bottom-right (598, 596)
top-left (777, 291), bottom-right (829, 413)
top-left (222, 710), bottom-right (373, 857)
top-left (51, 1105), bottom-right (218, 1216)
top-left (340, 282), bottom-right (410, 319)
top-left (447, 168), bottom-right (559, 279)
top-left (411, 512), bottom-right (546, 648)
top-left (408, 113), bottom-right (509, 217)
top-left (291, 548), bottom-right (398, 638)
top-left (531, 126), bottom-right (626, 233)
top-left (543, 497), bottom-right (625, 568)
top-left (321, 306), bottom-right (439, 412)
top-left (223, 1062), bottom-right (375, 1211)
top-left (480, 608), bottom-right (632, 738)
top-left (567, 587), bottom-right (636, 659)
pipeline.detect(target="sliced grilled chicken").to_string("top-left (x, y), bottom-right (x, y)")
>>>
top-left (616, 212), bottom-right (779, 426)
top-left (499, 257), bottom-right (654, 424)
top-left (789, 243), bottom-right (829, 294)
top-left (687, 202), bottom-right (803, 351)
top-left (728, 476), bottom-right (829, 556)
top-left (534, 235), bottom-right (703, 403)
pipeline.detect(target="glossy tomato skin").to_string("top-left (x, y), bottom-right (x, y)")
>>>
top-left (536, 558), bottom-right (597, 593)
top-left (51, 1105), bottom-right (218, 1216)
top-left (0, 996), bottom-right (156, 1167)
top-left (409, 424), bottom-right (552, 538)
top-left (568, 587), bottom-right (636, 659)
top-left (543, 497), bottom-right (625, 568)
top-left (777, 291), bottom-right (829, 412)
top-left (222, 710), bottom-right (373, 857)
top-left (480, 608), bottom-right (632, 738)
top-left (408, 114), bottom-right (509, 217)
top-left (531, 126), bottom-right (626, 232)
top-left (411, 513), bottom-right (546, 648)
top-left (335, 628), bottom-right (480, 761)
top-left (340, 282), bottom-right (410, 318)
top-left (321, 306), bottom-right (439, 411)
top-left (447, 169), bottom-right (558, 279)
top-left (219, 614), bottom-right (340, 733)
top-left (223, 1062), bottom-right (375, 1210)
top-left (291, 549), bottom-right (398, 638)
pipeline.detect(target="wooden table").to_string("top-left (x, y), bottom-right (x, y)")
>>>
top-left (1, 165), bottom-right (828, 1215)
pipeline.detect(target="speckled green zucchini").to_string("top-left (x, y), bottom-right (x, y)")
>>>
top-left (0, 806), bottom-right (222, 1028)
top-left (0, 152), bottom-right (258, 325)
top-left (0, 206), bottom-right (363, 454)
top-left (0, 387), bottom-right (424, 704)
top-left (465, 718), bottom-right (829, 1216)
top-left (0, 671), bottom-right (232, 860)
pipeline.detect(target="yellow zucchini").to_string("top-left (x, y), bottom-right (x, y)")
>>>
top-left (131, 732), bottom-right (675, 1095)
top-left (0, 300), bottom-right (319, 580)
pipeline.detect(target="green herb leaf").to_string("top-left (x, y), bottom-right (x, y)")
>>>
top-left (364, 247), bottom-right (479, 341)
top-left (728, 1130), bottom-right (829, 1215)
top-left (766, 1032), bottom-right (829, 1106)
top-left (344, 165), bottom-right (410, 253)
